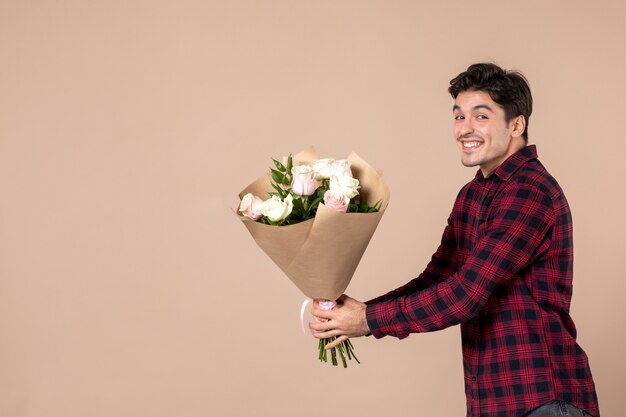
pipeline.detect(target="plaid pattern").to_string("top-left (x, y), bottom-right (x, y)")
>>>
top-left (366, 146), bottom-right (599, 417)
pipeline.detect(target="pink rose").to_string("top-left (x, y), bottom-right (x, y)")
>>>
top-left (291, 165), bottom-right (318, 196)
top-left (323, 189), bottom-right (350, 213)
top-left (239, 193), bottom-right (264, 220)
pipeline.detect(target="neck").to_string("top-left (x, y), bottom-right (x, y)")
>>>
top-left (480, 138), bottom-right (526, 177)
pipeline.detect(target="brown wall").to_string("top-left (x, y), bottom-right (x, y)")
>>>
top-left (1, 1), bottom-right (624, 416)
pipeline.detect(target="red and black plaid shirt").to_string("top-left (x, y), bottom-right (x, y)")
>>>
top-left (366, 146), bottom-right (599, 417)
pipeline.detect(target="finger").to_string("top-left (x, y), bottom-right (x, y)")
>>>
top-left (310, 329), bottom-right (342, 340)
top-left (308, 321), bottom-right (325, 331)
top-left (309, 318), bottom-right (341, 333)
top-left (312, 315), bottom-right (327, 324)
top-left (325, 335), bottom-right (349, 350)
top-left (308, 320), bottom-right (335, 333)
top-left (308, 323), bottom-right (343, 339)
top-left (311, 306), bottom-right (334, 319)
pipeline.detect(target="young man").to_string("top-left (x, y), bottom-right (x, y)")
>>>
top-left (310, 63), bottom-right (600, 417)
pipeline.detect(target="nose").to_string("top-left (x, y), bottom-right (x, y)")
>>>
top-left (458, 117), bottom-right (474, 137)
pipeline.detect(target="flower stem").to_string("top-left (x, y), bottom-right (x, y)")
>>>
top-left (317, 336), bottom-right (359, 368)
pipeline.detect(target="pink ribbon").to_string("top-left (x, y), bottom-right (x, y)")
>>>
top-left (300, 299), bottom-right (337, 334)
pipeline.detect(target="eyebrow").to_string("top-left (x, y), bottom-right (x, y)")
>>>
top-left (452, 104), bottom-right (496, 113)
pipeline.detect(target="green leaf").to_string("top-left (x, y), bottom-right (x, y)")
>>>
top-left (286, 154), bottom-right (293, 174)
top-left (271, 183), bottom-right (285, 197)
top-left (271, 169), bottom-right (285, 183)
top-left (292, 197), bottom-right (304, 211)
top-left (309, 195), bottom-right (323, 209)
top-left (272, 158), bottom-right (286, 172)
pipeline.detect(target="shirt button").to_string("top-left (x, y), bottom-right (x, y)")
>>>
top-left (472, 376), bottom-right (477, 382)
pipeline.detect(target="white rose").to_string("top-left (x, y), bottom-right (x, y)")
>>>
top-left (261, 194), bottom-right (294, 222)
top-left (330, 159), bottom-right (353, 178)
top-left (311, 158), bottom-right (335, 180)
top-left (329, 175), bottom-right (360, 199)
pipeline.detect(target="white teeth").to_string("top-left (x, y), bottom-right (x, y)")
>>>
top-left (462, 141), bottom-right (481, 148)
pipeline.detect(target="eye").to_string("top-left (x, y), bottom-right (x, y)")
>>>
top-left (476, 114), bottom-right (488, 120)
top-left (454, 114), bottom-right (464, 120)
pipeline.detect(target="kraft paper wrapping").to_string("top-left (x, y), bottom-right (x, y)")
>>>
top-left (236, 148), bottom-right (390, 301)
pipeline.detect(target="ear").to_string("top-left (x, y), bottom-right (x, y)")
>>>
top-left (510, 115), bottom-right (526, 138)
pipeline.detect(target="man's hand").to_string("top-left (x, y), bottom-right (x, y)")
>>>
top-left (309, 294), bottom-right (370, 349)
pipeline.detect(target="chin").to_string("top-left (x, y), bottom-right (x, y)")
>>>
top-left (460, 158), bottom-right (479, 168)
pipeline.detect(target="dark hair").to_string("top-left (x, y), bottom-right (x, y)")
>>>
top-left (448, 63), bottom-right (533, 142)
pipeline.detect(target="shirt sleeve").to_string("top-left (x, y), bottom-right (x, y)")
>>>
top-left (366, 215), bottom-right (458, 305)
top-left (366, 183), bottom-right (555, 339)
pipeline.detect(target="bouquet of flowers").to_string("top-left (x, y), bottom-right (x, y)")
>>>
top-left (236, 147), bottom-right (389, 367)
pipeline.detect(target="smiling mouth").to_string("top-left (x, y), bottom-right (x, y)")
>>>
top-left (461, 141), bottom-right (482, 150)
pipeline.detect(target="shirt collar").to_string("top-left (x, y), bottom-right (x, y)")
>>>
top-left (475, 145), bottom-right (538, 182)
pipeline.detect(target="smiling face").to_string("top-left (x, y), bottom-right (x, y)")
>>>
top-left (453, 90), bottom-right (526, 177)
